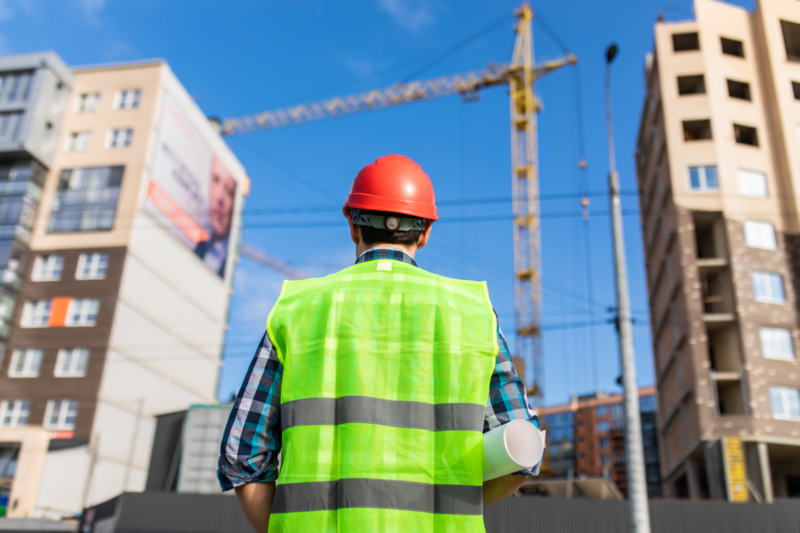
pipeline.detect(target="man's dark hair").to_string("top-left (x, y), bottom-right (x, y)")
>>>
top-left (354, 209), bottom-right (428, 246)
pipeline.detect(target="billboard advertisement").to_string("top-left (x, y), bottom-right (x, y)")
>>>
top-left (146, 96), bottom-right (237, 278)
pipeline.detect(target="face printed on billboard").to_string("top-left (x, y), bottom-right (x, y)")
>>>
top-left (146, 97), bottom-right (237, 278)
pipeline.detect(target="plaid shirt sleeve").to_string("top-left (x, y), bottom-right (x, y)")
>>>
top-left (484, 312), bottom-right (543, 476)
top-left (218, 332), bottom-right (283, 491)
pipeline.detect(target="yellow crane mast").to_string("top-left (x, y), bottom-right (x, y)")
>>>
top-left (226, 3), bottom-right (575, 404)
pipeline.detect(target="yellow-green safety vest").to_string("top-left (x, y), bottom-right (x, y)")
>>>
top-left (267, 258), bottom-right (498, 532)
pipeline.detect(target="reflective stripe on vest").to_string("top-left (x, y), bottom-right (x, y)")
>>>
top-left (267, 259), bottom-right (497, 532)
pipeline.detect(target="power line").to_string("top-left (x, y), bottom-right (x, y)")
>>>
top-left (399, 12), bottom-right (510, 82)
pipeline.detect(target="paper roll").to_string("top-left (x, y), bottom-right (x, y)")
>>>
top-left (482, 419), bottom-right (545, 481)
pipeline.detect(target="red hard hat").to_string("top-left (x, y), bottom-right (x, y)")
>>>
top-left (345, 155), bottom-right (438, 220)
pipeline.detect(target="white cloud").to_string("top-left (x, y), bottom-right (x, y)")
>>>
top-left (0, 1), bottom-right (13, 20)
top-left (103, 40), bottom-right (137, 61)
top-left (342, 53), bottom-right (392, 79)
top-left (377, 0), bottom-right (434, 31)
top-left (80, 0), bottom-right (104, 16)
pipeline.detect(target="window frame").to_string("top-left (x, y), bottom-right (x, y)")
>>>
top-left (75, 92), bottom-right (101, 113)
top-left (31, 255), bottom-right (64, 282)
top-left (66, 299), bottom-right (100, 327)
top-left (760, 328), bottom-right (795, 361)
top-left (21, 300), bottom-right (52, 328)
top-left (687, 165), bottom-right (719, 192)
top-left (8, 348), bottom-right (43, 378)
top-left (752, 271), bottom-right (786, 304)
top-left (0, 399), bottom-right (31, 427)
top-left (743, 220), bottom-right (777, 250)
top-left (76, 253), bottom-right (109, 280)
top-left (65, 131), bottom-right (93, 152)
top-left (44, 399), bottom-right (79, 430)
top-left (736, 169), bottom-right (768, 198)
top-left (115, 89), bottom-right (141, 110)
top-left (54, 348), bottom-right (90, 378)
top-left (106, 128), bottom-right (133, 149)
top-left (769, 386), bottom-right (800, 421)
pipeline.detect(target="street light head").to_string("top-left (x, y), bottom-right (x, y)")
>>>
top-left (606, 44), bottom-right (619, 64)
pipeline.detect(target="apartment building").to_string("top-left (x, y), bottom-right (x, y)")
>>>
top-left (637, 0), bottom-right (800, 502)
top-left (0, 59), bottom-right (248, 517)
top-left (0, 52), bottom-right (72, 357)
top-left (539, 387), bottom-right (662, 499)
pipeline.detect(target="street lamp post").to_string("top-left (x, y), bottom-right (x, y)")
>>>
top-left (605, 43), bottom-right (651, 533)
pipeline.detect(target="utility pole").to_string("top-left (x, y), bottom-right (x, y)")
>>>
top-left (604, 43), bottom-right (651, 533)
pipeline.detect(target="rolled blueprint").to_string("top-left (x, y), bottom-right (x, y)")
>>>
top-left (482, 419), bottom-right (545, 481)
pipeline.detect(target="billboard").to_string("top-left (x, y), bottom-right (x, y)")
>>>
top-left (146, 96), bottom-right (237, 278)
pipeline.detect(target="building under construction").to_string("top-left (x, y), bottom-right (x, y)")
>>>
top-left (637, 0), bottom-right (800, 502)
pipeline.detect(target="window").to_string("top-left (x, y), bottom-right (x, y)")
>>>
top-left (727, 79), bottom-right (751, 101)
top-left (31, 255), bottom-right (64, 281)
top-left (770, 386), bottom-right (800, 420)
top-left (0, 400), bottom-right (30, 427)
top-left (734, 124), bottom-right (759, 146)
top-left (55, 348), bottom-right (89, 377)
top-left (752, 271), bottom-right (785, 304)
top-left (65, 131), bottom-right (92, 152)
top-left (107, 128), bottom-right (133, 149)
top-left (115, 89), bottom-right (141, 110)
top-left (793, 81), bottom-right (800, 100)
top-left (737, 169), bottom-right (768, 198)
top-left (673, 32), bottom-right (700, 52)
top-left (611, 404), bottom-right (624, 418)
top-left (744, 221), bottom-right (777, 250)
top-left (8, 348), bottom-right (42, 377)
top-left (47, 166), bottom-right (124, 233)
top-left (688, 166), bottom-right (718, 191)
top-left (600, 454), bottom-right (611, 466)
top-left (677, 75), bottom-right (706, 95)
top-left (0, 71), bottom-right (33, 104)
top-left (760, 328), bottom-right (795, 361)
top-left (75, 93), bottom-right (100, 113)
top-left (596, 405), bottom-right (608, 416)
top-left (721, 37), bottom-right (745, 57)
top-left (781, 20), bottom-right (800, 61)
top-left (599, 438), bottom-right (610, 449)
top-left (640, 395), bottom-right (657, 413)
top-left (44, 400), bottom-right (79, 430)
top-left (597, 421), bottom-right (609, 433)
top-left (0, 112), bottom-right (23, 144)
top-left (67, 299), bottom-right (99, 327)
top-left (76, 253), bottom-right (108, 280)
top-left (683, 120), bottom-right (712, 140)
top-left (20, 300), bottom-right (51, 327)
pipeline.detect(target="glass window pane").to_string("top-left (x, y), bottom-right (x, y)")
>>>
top-left (689, 167), bottom-right (701, 190)
top-left (704, 166), bottom-right (719, 189)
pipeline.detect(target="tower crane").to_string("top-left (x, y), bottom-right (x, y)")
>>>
top-left (226, 3), bottom-right (576, 404)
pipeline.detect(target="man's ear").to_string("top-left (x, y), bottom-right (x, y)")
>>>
top-left (416, 221), bottom-right (434, 250)
top-left (343, 206), bottom-right (360, 245)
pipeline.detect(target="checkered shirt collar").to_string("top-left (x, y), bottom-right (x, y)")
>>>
top-left (355, 248), bottom-right (418, 268)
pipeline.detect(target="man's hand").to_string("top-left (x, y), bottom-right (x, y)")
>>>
top-left (483, 475), bottom-right (527, 505)
top-left (235, 481), bottom-right (276, 533)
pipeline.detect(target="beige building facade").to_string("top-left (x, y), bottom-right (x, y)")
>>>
top-left (638, 0), bottom-right (800, 501)
top-left (0, 59), bottom-right (247, 517)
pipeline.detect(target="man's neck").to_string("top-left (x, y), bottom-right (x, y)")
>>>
top-left (356, 242), bottom-right (417, 259)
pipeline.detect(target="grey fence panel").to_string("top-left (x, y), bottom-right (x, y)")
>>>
top-left (114, 493), bottom-right (250, 533)
top-left (99, 492), bottom-right (800, 533)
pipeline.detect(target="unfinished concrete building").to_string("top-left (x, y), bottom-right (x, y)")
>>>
top-left (637, 0), bottom-right (800, 501)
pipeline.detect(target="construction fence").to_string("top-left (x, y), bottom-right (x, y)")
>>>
top-left (79, 492), bottom-right (800, 533)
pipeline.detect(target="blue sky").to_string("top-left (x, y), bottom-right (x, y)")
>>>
top-left (1, 0), bottom-right (753, 406)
